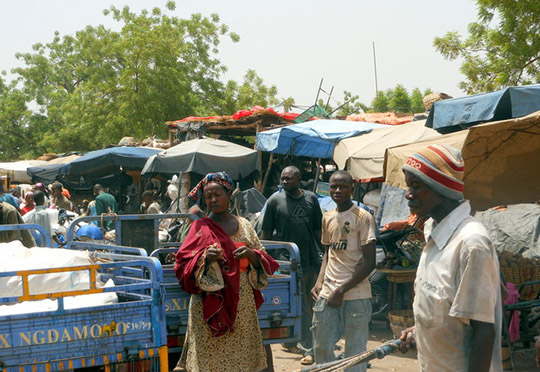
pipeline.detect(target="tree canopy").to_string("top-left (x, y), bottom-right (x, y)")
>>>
top-left (370, 85), bottom-right (432, 113)
top-left (1, 2), bottom-right (278, 159)
top-left (434, 0), bottom-right (540, 94)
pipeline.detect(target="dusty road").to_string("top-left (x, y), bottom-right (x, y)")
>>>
top-left (271, 320), bottom-right (538, 372)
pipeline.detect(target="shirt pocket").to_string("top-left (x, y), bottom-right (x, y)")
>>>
top-left (413, 283), bottom-right (445, 329)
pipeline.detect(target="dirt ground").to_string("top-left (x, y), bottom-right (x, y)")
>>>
top-left (270, 320), bottom-right (539, 372)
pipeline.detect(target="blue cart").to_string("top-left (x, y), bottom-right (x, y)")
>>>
top-left (0, 224), bottom-right (168, 371)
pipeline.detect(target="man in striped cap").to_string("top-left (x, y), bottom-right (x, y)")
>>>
top-left (399, 144), bottom-right (502, 372)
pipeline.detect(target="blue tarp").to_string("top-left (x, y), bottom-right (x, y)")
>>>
top-left (426, 84), bottom-right (540, 133)
top-left (256, 120), bottom-right (389, 159)
top-left (27, 163), bottom-right (67, 185)
top-left (60, 147), bottom-right (161, 179)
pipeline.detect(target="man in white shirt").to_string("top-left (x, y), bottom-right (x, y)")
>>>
top-left (23, 190), bottom-right (55, 245)
top-left (399, 144), bottom-right (502, 372)
top-left (311, 170), bottom-right (376, 372)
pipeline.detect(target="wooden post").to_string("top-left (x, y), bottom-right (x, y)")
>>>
top-left (168, 127), bottom-right (174, 146)
top-left (261, 153), bottom-right (274, 194)
top-left (255, 122), bottom-right (264, 192)
top-left (313, 158), bottom-right (322, 192)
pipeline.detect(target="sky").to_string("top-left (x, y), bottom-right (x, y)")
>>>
top-left (0, 0), bottom-right (479, 112)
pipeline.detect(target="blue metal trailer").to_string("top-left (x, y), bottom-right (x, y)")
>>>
top-left (0, 225), bottom-right (168, 371)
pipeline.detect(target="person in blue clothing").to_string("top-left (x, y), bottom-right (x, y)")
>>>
top-left (0, 183), bottom-right (20, 209)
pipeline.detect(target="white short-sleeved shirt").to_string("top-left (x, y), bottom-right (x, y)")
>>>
top-left (320, 204), bottom-right (376, 301)
top-left (414, 201), bottom-right (502, 372)
top-left (23, 205), bottom-right (54, 238)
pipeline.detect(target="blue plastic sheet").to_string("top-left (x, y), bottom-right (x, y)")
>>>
top-left (256, 120), bottom-right (388, 159)
top-left (426, 84), bottom-right (540, 133)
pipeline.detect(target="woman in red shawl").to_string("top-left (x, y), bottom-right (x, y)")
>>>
top-left (175, 172), bottom-right (279, 372)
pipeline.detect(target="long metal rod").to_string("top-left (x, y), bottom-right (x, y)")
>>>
top-left (373, 41), bottom-right (379, 97)
top-left (325, 86), bottom-right (334, 111)
top-left (314, 78), bottom-right (324, 106)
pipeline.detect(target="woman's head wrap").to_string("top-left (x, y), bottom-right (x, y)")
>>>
top-left (188, 172), bottom-right (233, 202)
top-left (402, 144), bottom-right (464, 200)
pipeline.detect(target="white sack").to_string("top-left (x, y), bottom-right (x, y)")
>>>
top-left (0, 241), bottom-right (97, 297)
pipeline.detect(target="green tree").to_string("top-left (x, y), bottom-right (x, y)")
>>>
top-left (317, 98), bottom-right (333, 114)
top-left (433, 0), bottom-right (540, 94)
top-left (217, 70), bottom-right (279, 114)
top-left (389, 84), bottom-right (411, 112)
top-left (0, 76), bottom-right (33, 160)
top-left (334, 90), bottom-right (368, 117)
top-left (370, 90), bottom-right (390, 112)
top-left (281, 96), bottom-right (295, 113)
top-left (234, 70), bottom-right (278, 110)
top-left (410, 88), bottom-right (424, 113)
top-left (370, 86), bottom-right (433, 113)
top-left (13, 2), bottom-right (242, 154)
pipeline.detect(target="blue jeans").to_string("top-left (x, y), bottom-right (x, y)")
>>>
top-left (311, 297), bottom-right (371, 372)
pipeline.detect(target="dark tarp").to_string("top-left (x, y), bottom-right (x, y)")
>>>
top-left (141, 137), bottom-right (259, 180)
top-left (426, 84), bottom-right (540, 133)
top-left (28, 163), bottom-right (66, 185)
top-left (60, 147), bottom-right (161, 180)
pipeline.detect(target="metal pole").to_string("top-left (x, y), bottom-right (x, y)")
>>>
top-left (314, 78), bottom-right (324, 107)
top-left (373, 42), bottom-right (379, 97)
top-left (325, 86), bottom-right (334, 111)
top-left (313, 158), bottom-right (322, 193)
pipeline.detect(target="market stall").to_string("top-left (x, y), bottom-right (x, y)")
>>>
top-left (384, 110), bottom-right (540, 211)
top-left (141, 137), bottom-right (259, 180)
top-left (257, 119), bottom-right (388, 159)
top-left (59, 146), bottom-right (161, 182)
top-left (333, 120), bottom-right (440, 179)
top-left (26, 155), bottom-right (82, 185)
top-left (0, 160), bottom-right (47, 183)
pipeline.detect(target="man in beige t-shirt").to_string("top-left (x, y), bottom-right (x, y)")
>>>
top-left (311, 170), bottom-right (376, 372)
top-left (399, 144), bottom-right (501, 372)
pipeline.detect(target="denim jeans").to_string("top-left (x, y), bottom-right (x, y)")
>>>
top-left (311, 297), bottom-right (371, 372)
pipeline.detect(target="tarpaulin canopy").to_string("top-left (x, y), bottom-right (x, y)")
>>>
top-left (426, 84), bottom-right (540, 133)
top-left (27, 155), bottom-right (81, 185)
top-left (141, 137), bottom-right (259, 179)
top-left (60, 147), bottom-right (161, 180)
top-left (256, 119), bottom-right (389, 159)
top-left (384, 131), bottom-right (469, 190)
top-left (461, 111), bottom-right (540, 210)
top-left (0, 160), bottom-right (47, 183)
top-left (333, 120), bottom-right (440, 179)
top-left (384, 111), bottom-right (540, 211)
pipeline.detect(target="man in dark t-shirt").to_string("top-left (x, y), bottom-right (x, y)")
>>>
top-left (262, 166), bottom-right (322, 364)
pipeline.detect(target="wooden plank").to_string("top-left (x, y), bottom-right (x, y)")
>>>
top-left (261, 153), bottom-right (274, 194)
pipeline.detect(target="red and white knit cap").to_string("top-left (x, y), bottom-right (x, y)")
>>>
top-left (402, 144), bottom-right (464, 200)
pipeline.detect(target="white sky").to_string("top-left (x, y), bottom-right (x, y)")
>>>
top-left (0, 0), bottom-right (478, 111)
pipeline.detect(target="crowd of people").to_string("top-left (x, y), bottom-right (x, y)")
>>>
top-left (170, 144), bottom-right (501, 372)
top-left (0, 179), bottom-right (172, 246)
top-left (0, 143), bottom-right (503, 372)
